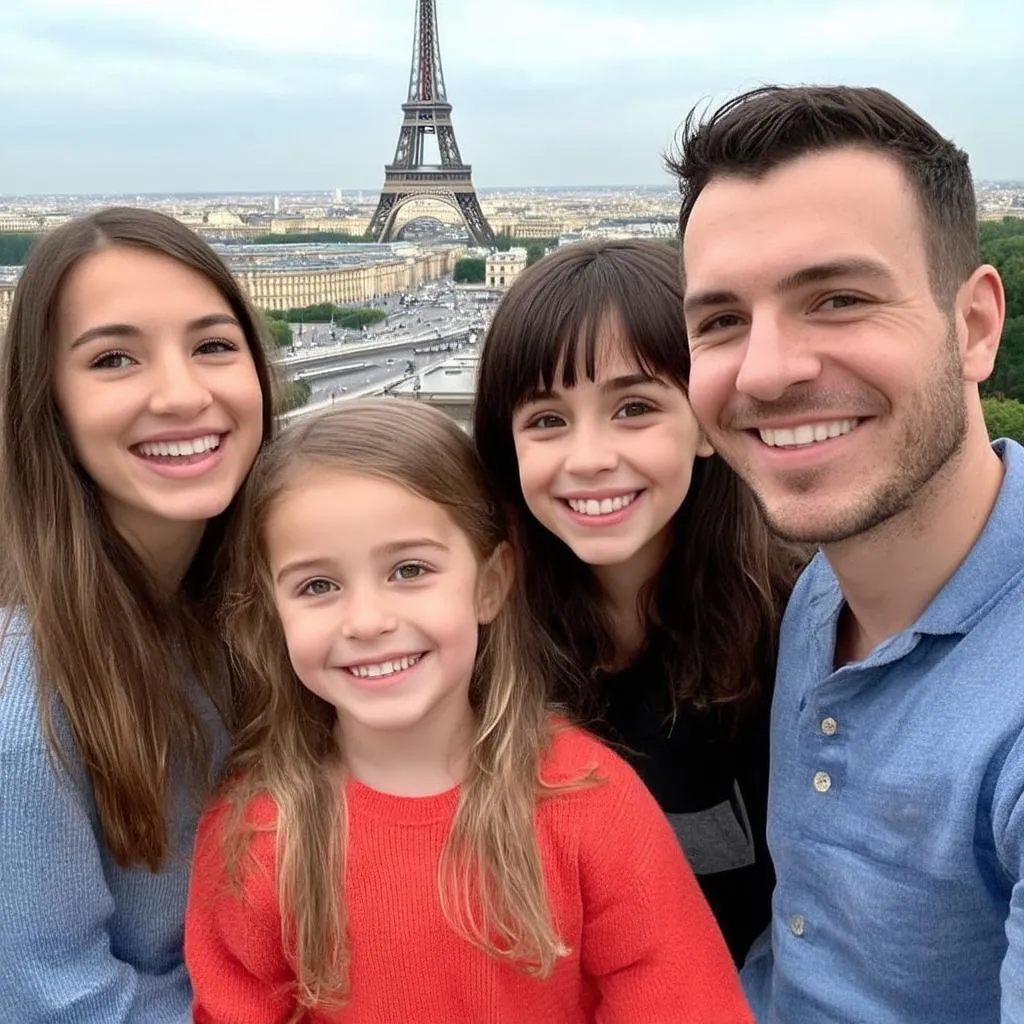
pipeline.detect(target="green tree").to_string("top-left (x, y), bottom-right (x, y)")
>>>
top-left (453, 257), bottom-right (486, 283)
top-left (979, 219), bottom-right (1024, 403)
top-left (525, 242), bottom-right (547, 267)
top-left (251, 230), bottom-right (372, 244)
top-left (260, 303), bottom-right (387, 327)
top-left (982, 396), bottom-right (1024, 445)
top-left (263, 316), bottom-right (293, 348)
top-left (335, 307), bottom-right (386, 329)
top-left (0, 233), bottom-right (40, 265)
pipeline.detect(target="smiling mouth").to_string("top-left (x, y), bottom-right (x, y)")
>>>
top-left (757, 419), bottom-right (859, 449)
top-left (133, 433), bottom-right (224, 459)
top-left (563, 491), bottom-right (641, 517)
top-left (344, 653), bottom-right (425, 679)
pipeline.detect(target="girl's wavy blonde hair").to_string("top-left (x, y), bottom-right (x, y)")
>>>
top-left (220, 399), bottom-right (585, 1009)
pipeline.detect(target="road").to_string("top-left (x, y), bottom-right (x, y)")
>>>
top-left (282, 349), bottom-right (465, 424)
top-left (287, 278), bottom-right (491, 351)
top-left (303, 338), bottom-right (472, 402)
top-left (284, 279), bottom-right (496, 404)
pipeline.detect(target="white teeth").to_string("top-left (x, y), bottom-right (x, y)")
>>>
top-left (137, 434), bottom-right (221, 458)
top-left (759, 420), bottom-right (858, 448)
top-left (348, 654), bottom-right (421, 679)
top-left (566, 492), bottom-right (639, 516)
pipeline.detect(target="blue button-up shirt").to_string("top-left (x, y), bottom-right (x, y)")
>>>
top-left (743, 439), bottom-right (1024, 1023)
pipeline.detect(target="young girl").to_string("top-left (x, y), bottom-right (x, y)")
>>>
top-left (0, 207), bottom-right (274, 1021)
top-left (473, 239), bottom-right (801, 963)
top-left (185, 400), bottom-right (752, 1023)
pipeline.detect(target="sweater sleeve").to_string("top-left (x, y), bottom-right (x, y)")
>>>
top-left (185, 797), bottom-right (297, 1024)
top-left (577, 741), bottom-right (754, 1024)
top-left (0, 630), bottom-right (190, 1024)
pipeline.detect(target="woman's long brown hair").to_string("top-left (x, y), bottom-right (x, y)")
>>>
top-left (0, 206), bottom-right (276, 870)
top-left (219, 400), bottom-right (581, 1009)
top-left (473, 239), bottom-right (803, 718)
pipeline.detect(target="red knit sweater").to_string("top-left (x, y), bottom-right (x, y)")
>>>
top-left (186, 725), bottom-right (752, 1023)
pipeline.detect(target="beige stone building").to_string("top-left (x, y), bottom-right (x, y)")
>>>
top-left (236, 248), bottom-right (464, 310)
top-left (488, 217), bottom-right (574, 239)
top-left (0, 214), bottom-right (71, 234)
top-left (265, 215), bottom-right (370, 236)
top-left (181, 214), bottom-right (372, 240)
top-left (485, 248), bottom-right (528, 290)
top-left (0, 215), bottom-right (41, 233)
top-left (0, 285), bottom-right (13, 331)
top-left (0, 249), bottom-right (462, 331)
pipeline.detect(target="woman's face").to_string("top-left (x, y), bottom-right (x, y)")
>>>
top-left (52, 244), bottom-right (264, 569)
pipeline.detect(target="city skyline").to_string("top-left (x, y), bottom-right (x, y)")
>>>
top-left (1, 0), bottom-right (1022, 194)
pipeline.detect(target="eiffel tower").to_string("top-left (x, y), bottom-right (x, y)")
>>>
top-left (368, 0), bottom-right (495, 246)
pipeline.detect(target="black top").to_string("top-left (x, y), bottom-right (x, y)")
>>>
top-left (590, 646), bottom-right (773, 964)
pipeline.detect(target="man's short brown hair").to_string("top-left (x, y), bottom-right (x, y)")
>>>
top-left (667, 85), bottom-right (979, 307)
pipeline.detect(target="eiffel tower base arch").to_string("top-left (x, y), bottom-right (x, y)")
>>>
top-left (370, 188), bottom-right (493, 247)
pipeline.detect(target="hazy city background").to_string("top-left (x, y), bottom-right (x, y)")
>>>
top-left (2, 0), bottom-right (1022, 430)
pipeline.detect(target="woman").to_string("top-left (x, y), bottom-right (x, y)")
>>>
top-left (0, 207), bottom-right (274, 1021)
top-left (473, 239), bottom-right (802, 962)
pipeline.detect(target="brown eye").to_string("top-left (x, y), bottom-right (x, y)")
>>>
top-left (90, 351), bottom-right (136, 370)
top-left (616, 401), bottom-right (653, 419)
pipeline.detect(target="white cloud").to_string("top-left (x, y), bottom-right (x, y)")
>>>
top-left (0, 0), bottom-right (1019, 191)
top-left (0, 0), bottom-right (1005, 82)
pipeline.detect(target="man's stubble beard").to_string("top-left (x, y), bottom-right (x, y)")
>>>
top-left (745, 324), bottom-right (968, 546)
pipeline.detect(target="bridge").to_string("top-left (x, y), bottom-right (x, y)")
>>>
top-left (274, 325), bottom-right (477, 370)
top-left (280, 350), bottom-right (462, 424)
top-left (274, 325), bottom-right (478, 378)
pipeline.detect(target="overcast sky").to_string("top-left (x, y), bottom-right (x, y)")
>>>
top-left (1, 0), bottom-right (1021, 195)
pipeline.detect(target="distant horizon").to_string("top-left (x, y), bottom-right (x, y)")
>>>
top-left (0, 183), bottom-right (682, 201)
top-left (2, 180), bottom-right (1022, 203)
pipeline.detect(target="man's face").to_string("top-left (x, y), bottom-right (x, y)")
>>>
top-left (681, 146), bottom-right (968, 545)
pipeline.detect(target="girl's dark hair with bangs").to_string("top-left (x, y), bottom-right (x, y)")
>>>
top-left (473, 239), bottom-right (801, 716)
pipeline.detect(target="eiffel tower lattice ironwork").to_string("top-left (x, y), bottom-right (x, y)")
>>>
top-left (368, 0), bottom-right (494, 246)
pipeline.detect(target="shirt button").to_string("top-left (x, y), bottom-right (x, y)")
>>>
top-left (790, 914), bottom-right (807, 937)
top-left (813, 771), bottom-right (832, 793)
top-left (821, 717), bottom-right (838, 736)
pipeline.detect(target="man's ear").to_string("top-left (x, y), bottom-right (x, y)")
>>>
top-left (476, 541), bottom-right (514, 624)
top-left (957, 264), bottom-right (1005, 384)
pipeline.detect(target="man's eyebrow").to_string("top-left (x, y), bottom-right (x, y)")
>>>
top-left (774, 258), bottom-right (896, 294)
top-left (683, 289), bottom-right (741, 318)
top-left (683, 258), bottom-right (894, 317)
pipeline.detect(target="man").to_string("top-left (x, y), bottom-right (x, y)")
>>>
top-left (670, 85), bottom-right (1022, 1022)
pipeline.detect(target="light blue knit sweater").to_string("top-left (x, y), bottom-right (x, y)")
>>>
top-left (0, 619), bottom-right (228, 1023)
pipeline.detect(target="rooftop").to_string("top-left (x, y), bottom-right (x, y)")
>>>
top-left (391, 353), bottom-right (479, 398)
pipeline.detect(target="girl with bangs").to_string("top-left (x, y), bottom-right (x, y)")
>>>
top-left (473, 239), bottom-right (802, 964)
top-left (184, 400), bottom-right (751, 1023)
top-left (0, 207), bottom-right (274, 1020)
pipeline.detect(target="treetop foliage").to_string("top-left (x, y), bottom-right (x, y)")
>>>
top-left (262, 304), bottom-right (386, 328)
